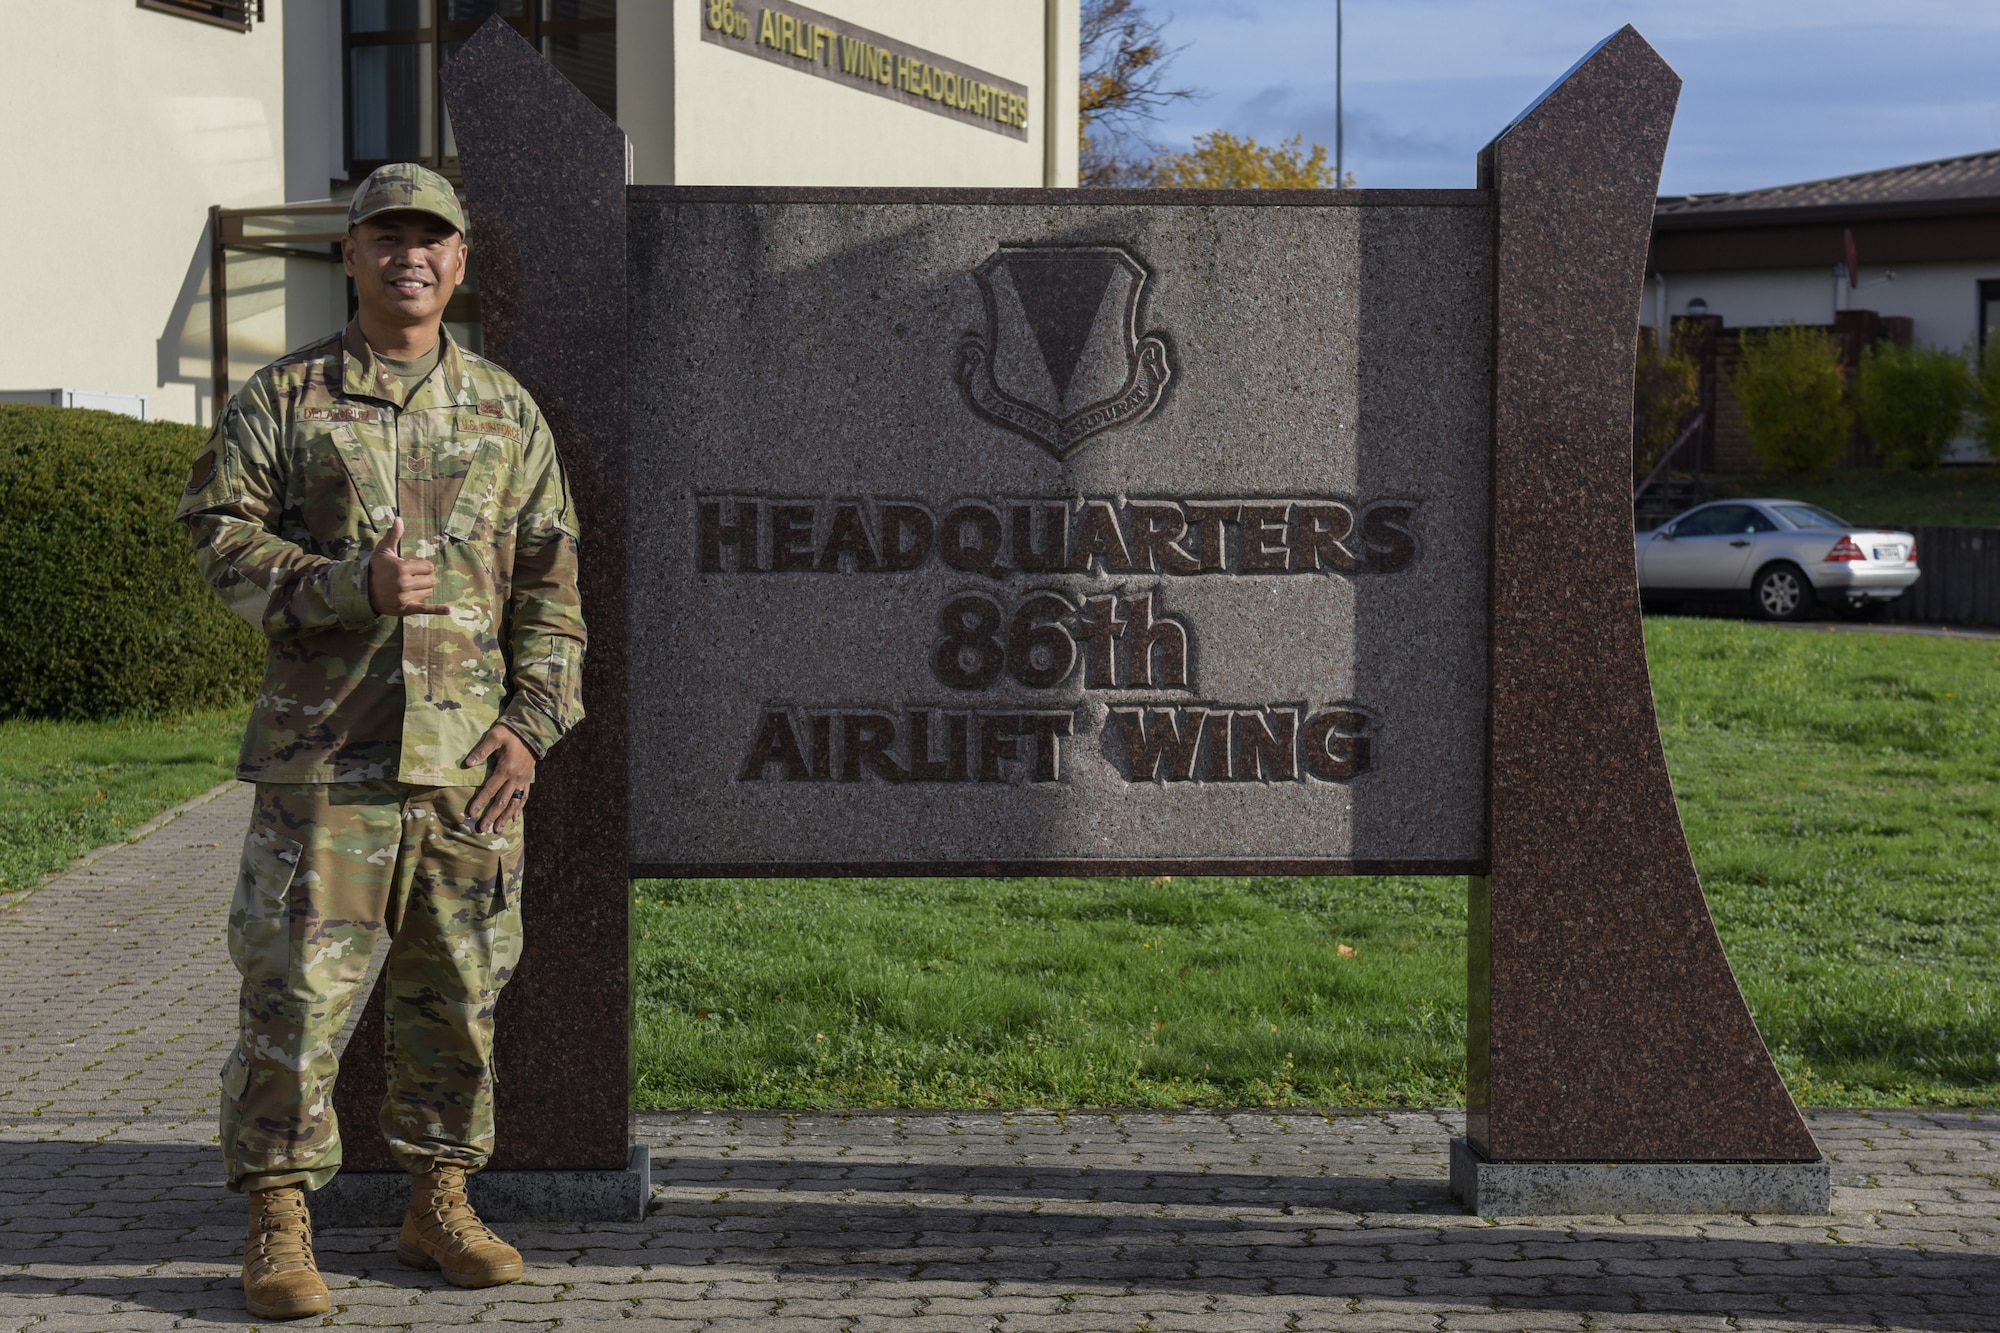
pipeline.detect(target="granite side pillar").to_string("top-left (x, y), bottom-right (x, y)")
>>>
top-left (322, 16), bottom-right (637, 1222)
top-left (1466, 25), bottom-right (1825, 1210)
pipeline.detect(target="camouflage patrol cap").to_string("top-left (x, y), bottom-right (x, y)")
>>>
top-left (347, 162), bottom-right (468, 235)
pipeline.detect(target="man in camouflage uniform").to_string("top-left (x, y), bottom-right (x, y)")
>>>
top-left (178, 163), bottom-right (585, 1320)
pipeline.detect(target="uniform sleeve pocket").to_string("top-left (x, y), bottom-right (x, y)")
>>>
top-left (541, 635), bottom-right (584, 731)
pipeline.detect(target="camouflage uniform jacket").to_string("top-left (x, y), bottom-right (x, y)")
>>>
top-left (178, 323), bottom-right (586, 785)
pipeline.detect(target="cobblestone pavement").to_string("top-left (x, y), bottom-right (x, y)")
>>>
top-left (4, 789), bottom-right (1997, 1331)
top-left (0, 783), bottom-right (250, 1124)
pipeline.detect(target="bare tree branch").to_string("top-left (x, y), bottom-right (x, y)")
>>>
top-left (1078, 0), bottom-right (1199, 186)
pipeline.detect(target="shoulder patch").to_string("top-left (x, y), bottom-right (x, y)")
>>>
top-left (186, 450), bottom-right (216, 493)
top-left (301, 405), bottom-right (380, 424)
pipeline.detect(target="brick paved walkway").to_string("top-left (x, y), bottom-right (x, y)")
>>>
top-left (0, 783), bottom-right (249, 1125)
top-left (3, 789), bottom-right (1996, 1331)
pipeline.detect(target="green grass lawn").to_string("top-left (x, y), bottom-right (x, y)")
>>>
top-left (632, 874), bottom-right (1464, 1111)
top-left (1710, 464), bottom-right (2000, 528)
top-left (6, 622), bottom-right (1994, 1110)
top-left (1650, 619), bottom-right (2000, 1106)
top-left (0, 707), bottom-right (246, 907)
top-left (634, 619), bottom-right (2000, 1110)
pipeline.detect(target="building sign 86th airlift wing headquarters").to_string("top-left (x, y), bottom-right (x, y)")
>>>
top-left (701, 0), bottom-right (1033, 140)
top-left (625, 198), bottom-right (1493, 876)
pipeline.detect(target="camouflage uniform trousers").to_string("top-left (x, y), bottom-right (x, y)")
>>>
top-left (222, 781), bottom-right (524, 1193)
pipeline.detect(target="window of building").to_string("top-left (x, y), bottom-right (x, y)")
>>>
top-left (344, 1), bottom-right (615, 179)
top-left (1980, 280), bottom-right (2000, 356)
top-left (139, 0), bottom-right (264, 30)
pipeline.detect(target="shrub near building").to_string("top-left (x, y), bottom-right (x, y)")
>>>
top-left (1854, 342), bottom-right (1976, 472)
top-left (0, 405), bottom-right (260, 719)
top-left (1727, 325), bottom-right (1851, 474)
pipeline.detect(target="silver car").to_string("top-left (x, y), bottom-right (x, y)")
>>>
top-left (1637, 499), bottom-right (1920, 620)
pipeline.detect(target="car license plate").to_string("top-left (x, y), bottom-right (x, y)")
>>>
top-left (1873, 544), bottom-right (1905, 561)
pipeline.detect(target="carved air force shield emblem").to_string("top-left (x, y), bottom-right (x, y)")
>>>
top-left (959, 246), bottom-right (1171, 460)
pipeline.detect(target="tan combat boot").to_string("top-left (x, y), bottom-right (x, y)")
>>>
top-left (241, 1184), bottom-right (331, 1320)
top-left (395, 1162), bottom-right (524, 1287)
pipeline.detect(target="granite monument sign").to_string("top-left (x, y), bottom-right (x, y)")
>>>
top-left (324, 20), bottom-right (1830, 1224)
top-left (627, 196), bottom-right (1488, 875)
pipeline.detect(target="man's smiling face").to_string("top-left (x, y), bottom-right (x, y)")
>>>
top-left (342, 210), bottom-right (466, 330)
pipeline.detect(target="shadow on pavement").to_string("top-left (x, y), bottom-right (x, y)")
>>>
top-left (3, 1137), bottom-right (1994, 1330)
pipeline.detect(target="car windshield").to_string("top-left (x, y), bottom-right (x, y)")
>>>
top-left (1772, 503), bottom-right (1851, 530)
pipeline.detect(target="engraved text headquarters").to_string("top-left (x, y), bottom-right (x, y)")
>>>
top-left (697, 495), bottom-right (1419, 789)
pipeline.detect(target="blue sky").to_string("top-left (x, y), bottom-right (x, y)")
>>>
top-left (1143, 2), bottom-right (2000, 195)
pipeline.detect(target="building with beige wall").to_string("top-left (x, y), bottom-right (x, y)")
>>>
top-left (622, 1), bottom-right (1076, 188)
top-left (1, 1), bottom-right (1078, 427)
top-left (1, 1), bottom-right (332, 427)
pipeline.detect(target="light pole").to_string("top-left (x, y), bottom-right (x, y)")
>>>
top-left (1335, 0), bottom-right (1344, 187)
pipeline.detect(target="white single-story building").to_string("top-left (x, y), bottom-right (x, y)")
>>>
top-left (1647, 150), bottom-right (2000, 468)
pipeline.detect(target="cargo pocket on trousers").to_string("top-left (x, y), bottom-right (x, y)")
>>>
top-left (228, 824), bottom-right (304, 982)
top-left (221, 1044), bottom-right (251, 1103)
top-left (472, 825), bottom-right (523, 915)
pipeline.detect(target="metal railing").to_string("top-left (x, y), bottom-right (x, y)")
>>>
top-left (1632, 411), bottom-right (1706, 502)
top-left (1883, 527), bottom-right (2000, 627)
top-left (207, 203), bottom-right (348, 411)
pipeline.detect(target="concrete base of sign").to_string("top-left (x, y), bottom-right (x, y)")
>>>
top-left (1450, 1138), bottom-right (1830, 1216)
top-left (308, 1145), bottom-right (652, 1227)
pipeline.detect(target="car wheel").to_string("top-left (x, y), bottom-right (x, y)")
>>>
top-left (1752, 563), bottom-right (1814, 621)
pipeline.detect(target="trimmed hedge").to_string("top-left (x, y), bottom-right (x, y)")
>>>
top-left (0, 404), bottom-right (262, 719)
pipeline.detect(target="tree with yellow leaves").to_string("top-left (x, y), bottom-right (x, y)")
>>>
top-left (1150, 132), bottom-right (1350, 189)
top-left (1076, 2), bottom-right (1347, 191)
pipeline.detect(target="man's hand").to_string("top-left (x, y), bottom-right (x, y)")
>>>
top-left (466, 724), bottom-right (536, 834)
top-left (368, 517), bottom-right (453, 617)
